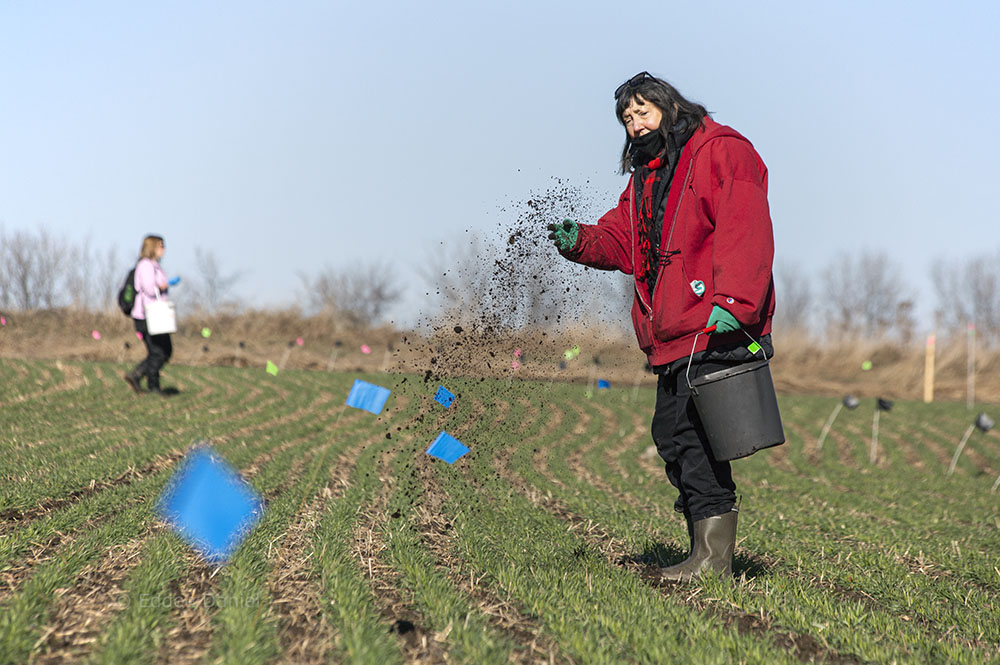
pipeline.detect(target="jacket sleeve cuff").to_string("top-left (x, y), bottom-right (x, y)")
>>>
top-left (711, 295), bottom-right (758, 326)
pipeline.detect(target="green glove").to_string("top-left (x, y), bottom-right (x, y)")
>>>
top-left (706, 305), bottom-right (740, 334)
top-left (546, 219), bottom-right (579, 252)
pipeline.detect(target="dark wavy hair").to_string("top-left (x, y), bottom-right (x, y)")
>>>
top-left (615, 74), bottom-right (709, 174)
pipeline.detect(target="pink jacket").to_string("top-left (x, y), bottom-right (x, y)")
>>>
top-left (130, 258), bottom-right (168, 320)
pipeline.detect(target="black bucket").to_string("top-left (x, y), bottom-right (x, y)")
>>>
top-left (686, 331), bottom-right (785, 461)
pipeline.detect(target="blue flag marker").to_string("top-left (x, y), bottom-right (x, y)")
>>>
top-left (434, 385), bottom-right (455, 408)
top-left (426, 431), bottom-right (469, 464)
top-left (346, 379), bottom-right (391, 415)
top-left (597, 379), bottom-right (611, 389)
top-left (156, 446), bottom-right (264, 564)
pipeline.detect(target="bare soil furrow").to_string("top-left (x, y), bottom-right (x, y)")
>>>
top-left (266, 403), bottom-right (410, 665)
top-left (412, 468), bottom-right (572, 665)
top-left (353, 448), bottom-right (448, 665)
top-left (0, 450), bottom-right (187, 532)
top-left (30, 528), bottom-right (161, 664)
top-left (921, 421), bottom-right (996, 476)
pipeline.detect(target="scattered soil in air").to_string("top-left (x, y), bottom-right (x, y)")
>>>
top-left (404, 177), bottom-right (616, 392)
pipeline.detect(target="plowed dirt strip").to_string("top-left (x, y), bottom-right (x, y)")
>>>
top-left (397, 398), bottom-right (572, 664)
top-left (29, 529), bottom-right (162, 664)
top-left (921, 421), bottom-right (996, 476)
top-left (412, 462), bottom-right (572, 665)
top-left (151, 429), bottom-right (350, 665)
top-left (563, 400), bottom-right (638, 504)
top-left (828, 420), bottom-right (991, 516)
top-left (353, 449), bottom-right (449, 665)
top-left (574, 402), bottom-right (672, 519)
top-left (0, 450), bottom-right (188, 534)
top-left (265, 400), bottom-right (412, 665)
top-left (267, 491), bottom-right (336, 665)
top-left (152, 552), bottom-right (218, 665)
top-left (350, 398), bottom-right (500, 664)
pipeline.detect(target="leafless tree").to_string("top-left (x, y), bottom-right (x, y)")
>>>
top-left (773, 260), bottom-right (811, 333)
top-left (96, 245), bottom-right (121, 313)
top-left (300, 261), bottom-right (403, 328)
top-left (821, 250), bottom-right (914, 342)
top-left (65, 237), bottom-right (97, 311)
top-left (932, 249), bottom-right (1000, 345)
top-left (187, 247), bottom-right (243, 314)
top-left (0, 228), bottom-right (67, 310)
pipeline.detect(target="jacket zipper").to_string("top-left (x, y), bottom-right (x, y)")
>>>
top-left (635, 159), bottom-right (696, 322)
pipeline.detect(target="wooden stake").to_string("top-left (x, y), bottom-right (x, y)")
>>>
top-left (630, 373), bottom-right (643, 403)
top-left (967, 323), bottom-right (976, 410)
top-left (326, 349), bottom-right (339, 371)
top-left (817, 402), bottom-right (843, 451)
top-left (923, 334), bottom-right (935, 404)
top-left (948, 424), bottom-right (976, 476)
top-left (870, 409), bottom-right (880, 465)
top-left (278, 346), bottom-right (291, 370)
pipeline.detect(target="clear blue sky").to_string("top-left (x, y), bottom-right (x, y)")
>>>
top-left (2, 1), bottom-right (998, 329)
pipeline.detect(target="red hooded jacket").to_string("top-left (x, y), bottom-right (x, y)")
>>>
top-left (562, 116), bottom-right (775, 367)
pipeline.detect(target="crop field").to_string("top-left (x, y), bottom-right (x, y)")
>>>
top-left (1, 358), bottom-right (999, 664)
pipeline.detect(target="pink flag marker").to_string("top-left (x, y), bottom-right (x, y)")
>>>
top-left (296, 337), bottom-right (304, 346)
top-left (136, 331), bottom-right (144, 340)
top-left (512, 360), bottom-right (521, 370)
top-left (0, 316), bottom-right (5, 326)
top-left (513, 348), bottom-right (522, 358)
top-left (360, 344), bottom-right (371, 355)
top-left (92, 330), bottom-right (102, 340)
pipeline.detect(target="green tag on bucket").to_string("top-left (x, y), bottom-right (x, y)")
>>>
top-left (747, 342), bottom-right (761, 354)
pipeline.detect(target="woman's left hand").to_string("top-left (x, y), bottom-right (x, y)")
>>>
top-left (706, 305), bottom-right (740, 334)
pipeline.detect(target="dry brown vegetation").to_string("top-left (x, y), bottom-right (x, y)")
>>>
top-left (0, 309), bottom-right (997, 404)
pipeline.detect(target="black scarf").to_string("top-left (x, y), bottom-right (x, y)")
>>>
top-left (633, 120), bottom-right (687, 295)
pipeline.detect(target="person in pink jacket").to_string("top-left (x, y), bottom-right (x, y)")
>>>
top-left (124, 235), bottom-right (173, 395)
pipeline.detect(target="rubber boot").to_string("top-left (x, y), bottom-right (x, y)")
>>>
top-left (147, 371), bottom-right (164, 396)
top-left (124, 368), bottom-right (144, 394)
top-left (683, 509), bottom-right (694, 552)
top-left (659, 509), bottom-right (738, 582)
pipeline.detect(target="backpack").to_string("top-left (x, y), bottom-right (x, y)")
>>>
top-left (117, 267), bottom-right (137, 316)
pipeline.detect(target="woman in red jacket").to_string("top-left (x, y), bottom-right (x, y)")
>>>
top-left (548, 72), bottom-right (776, 582)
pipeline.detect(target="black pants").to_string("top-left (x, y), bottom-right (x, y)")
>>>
top-left (133, 318), bottom-right (172, 390)
top-left (651, 359), bottom-right (738, 522)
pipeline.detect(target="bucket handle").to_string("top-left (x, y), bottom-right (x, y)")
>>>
top-left (685, 326), bottom-right (769, 392)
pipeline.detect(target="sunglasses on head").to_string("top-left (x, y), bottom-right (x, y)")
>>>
top-left (614, 71), bottom-right (654, 99)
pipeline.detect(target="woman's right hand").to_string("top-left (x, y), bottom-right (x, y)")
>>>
top-left (546, 219), bottom-right (579, 251)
